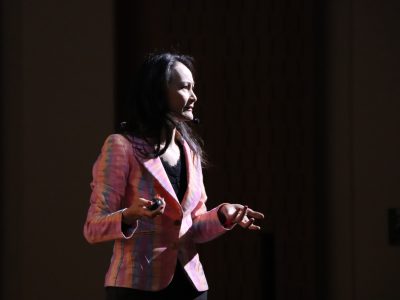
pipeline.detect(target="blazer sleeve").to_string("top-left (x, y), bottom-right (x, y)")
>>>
top-left (83, 134), bottom-right (138, 244)
top-left (189, 159), bottom-right (235, 244)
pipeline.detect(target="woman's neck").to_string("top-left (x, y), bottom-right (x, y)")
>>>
top-left (161, 126), bottom-right (178, 148)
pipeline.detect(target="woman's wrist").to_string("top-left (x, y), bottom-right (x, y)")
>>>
top-left (122, 209), bottom-right (138, 225)
top-left (217, 205), bottom-right (228, 226)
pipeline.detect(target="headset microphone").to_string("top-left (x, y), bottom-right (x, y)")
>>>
top-left (192, 117), bottom-right (200, 125)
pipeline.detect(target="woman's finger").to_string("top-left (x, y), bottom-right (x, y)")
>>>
top-left (238, 215), bottom-right (250, 227)
top-left (148, 203), bottom-right (165, 218)
top-left (234, 206), bottom-right (248, 224)
top-left (247, 223), bottom-right (261, 230)
top-left (238, 216), bottom-right (262, 230)
top-left (158, 199), bottom-right (166, 214)
top-left (244, 218), bottom-right (255, 229)
top-left (246, 208), bottom-right (265, 219)
top-left (138, 197), bottom-right (153, 207)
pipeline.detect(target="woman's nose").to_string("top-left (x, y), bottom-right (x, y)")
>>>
top-left (190, 90), bottom-right (197, 102)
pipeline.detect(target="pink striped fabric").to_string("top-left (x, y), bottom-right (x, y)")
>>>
top-left (83, 134), bottom-right (231, 291)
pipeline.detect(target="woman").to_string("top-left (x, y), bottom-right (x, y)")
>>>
top-left (83, 53), bottom-right (264, 300)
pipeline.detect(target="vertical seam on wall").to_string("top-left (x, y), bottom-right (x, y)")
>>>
top-left (348, 0), bottom-right (356, 299)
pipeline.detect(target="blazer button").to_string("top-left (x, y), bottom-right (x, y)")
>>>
top-left (173, 220), bottom-right (181, 226)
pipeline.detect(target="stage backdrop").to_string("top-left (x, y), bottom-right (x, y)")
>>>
top-left (114, 1), bottom-right (318, 299)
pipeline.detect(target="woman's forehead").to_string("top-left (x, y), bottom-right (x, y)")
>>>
top-left (171, 62), bottom-right (194, 83)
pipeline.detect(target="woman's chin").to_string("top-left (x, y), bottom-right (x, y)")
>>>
top-left (169, 111), bottom-right (193, 123)
top-left (180, 112), bottom-right (194, 121)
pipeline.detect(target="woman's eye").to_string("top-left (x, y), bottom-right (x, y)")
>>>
top-left (180, 84), bottom-right (194, 91)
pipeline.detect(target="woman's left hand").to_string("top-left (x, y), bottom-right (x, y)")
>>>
top-left (219, 204), bottom-right (265, 230)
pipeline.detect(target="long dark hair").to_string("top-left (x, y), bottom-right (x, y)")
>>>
top-left (119, 52), bottom-right (206, 165)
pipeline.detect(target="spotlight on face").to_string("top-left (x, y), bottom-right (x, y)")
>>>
top-left (167, 62), bottom-right (197, 122)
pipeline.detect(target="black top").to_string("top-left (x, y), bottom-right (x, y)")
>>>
top-left (160, 142), bottom-right (188, 202)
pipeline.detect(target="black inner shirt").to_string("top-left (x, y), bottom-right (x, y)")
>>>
top-left (160, 142), bottom-right (188, 202)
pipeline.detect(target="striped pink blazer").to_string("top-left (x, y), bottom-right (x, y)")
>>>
top-left (83, 134), bottom-right (230, 291)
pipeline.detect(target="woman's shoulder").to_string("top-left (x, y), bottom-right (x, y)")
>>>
top-left (103, 133), bottom-right (132, 145)
top-left (102, 133), bottom-right (152, 155)
top-left (99, 134), bottom-right (135, 155)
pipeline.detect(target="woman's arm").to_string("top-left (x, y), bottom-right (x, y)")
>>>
top-left (83, 134), bottom-right (137, 244)
top-left (189, 160), bottom-right (264, 243)
top-left (189, 189), bottom-right (232, 244)
top-left (188, 161), bottom-right (233, 243)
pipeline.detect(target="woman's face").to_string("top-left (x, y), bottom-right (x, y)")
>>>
top-left (167, 62), bottom-right (197, 122)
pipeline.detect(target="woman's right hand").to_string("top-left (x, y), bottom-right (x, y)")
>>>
top-left (122, 197), bottom-right (166, 225)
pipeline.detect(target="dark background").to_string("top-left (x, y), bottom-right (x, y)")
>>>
top-left (1, 0), bottom-right (399, 299)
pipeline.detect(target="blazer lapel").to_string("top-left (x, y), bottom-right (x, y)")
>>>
top-left (179, 138), bottom-right (201, 213)
top-left (131, 135), bottom-right (202, 212)
top-left (131, 137), bottom-right (179, 203)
